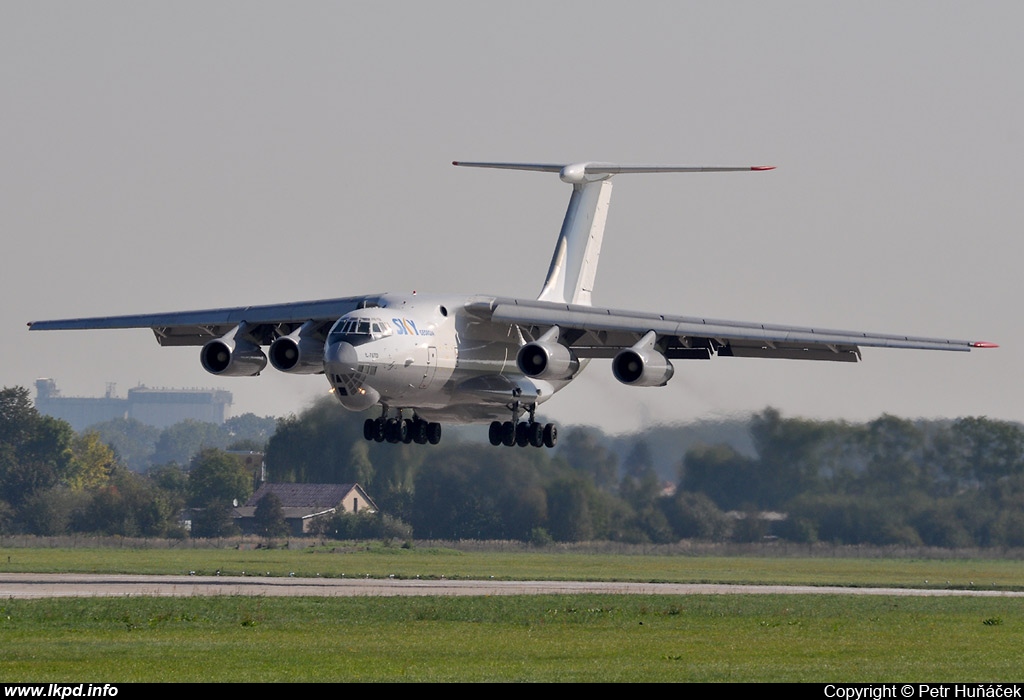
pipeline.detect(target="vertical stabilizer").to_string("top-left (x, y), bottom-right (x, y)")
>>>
top-left (536, 179), bottom-right (612, 305)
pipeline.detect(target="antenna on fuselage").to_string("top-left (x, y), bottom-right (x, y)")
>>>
top-left (452, 161), bottom-right (773, 306)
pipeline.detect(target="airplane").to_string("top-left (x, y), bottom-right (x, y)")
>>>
top-left (28, 161), bottom-right (997, 449)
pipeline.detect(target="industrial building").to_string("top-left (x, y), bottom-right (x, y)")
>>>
top-left (34, 378), bottom-right (232, 430)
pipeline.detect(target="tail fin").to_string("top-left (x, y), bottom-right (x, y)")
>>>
top-left (452, 161), bottom-right (773, 306)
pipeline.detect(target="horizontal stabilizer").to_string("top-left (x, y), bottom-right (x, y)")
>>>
top-left (453, 161), bottom-right (773, 183)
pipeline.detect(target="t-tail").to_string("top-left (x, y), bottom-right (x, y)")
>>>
top-left (453, 161), bottom-right (774, 305)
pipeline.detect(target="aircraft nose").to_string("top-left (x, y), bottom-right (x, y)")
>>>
top-left (324, 340), bottom-right (359, 373)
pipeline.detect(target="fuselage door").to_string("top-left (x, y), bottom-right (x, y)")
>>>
top-left (420, 346), bottom-right (438, 389)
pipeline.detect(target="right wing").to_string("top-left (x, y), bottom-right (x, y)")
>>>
top-left (467, 296), bottom-right (997, 363)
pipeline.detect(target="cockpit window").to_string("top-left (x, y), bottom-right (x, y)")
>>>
top-left (328, 316), bottom-right (392, 347)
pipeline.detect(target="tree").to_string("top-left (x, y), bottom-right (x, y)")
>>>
top-left (153, 420), bottom-right (226, 466)
top-left (411, 445), bottom-right (547, 540)
top-left (77, 469), bottom-right (156, 536)
top-left (935, 417), bottom-right (1024, 486)
top-left (254, 492), bottom-right (288, 539)
top-left (190, 501), bottom-right (238, 538)
top-left (222, 413), bottom-right (277, 446)
top-left (681, 443), bottom-right (758, 510)
top-left (0, 386), bottom-right (75, 508)
top-left (859, 415), bottom-right (927, 494)
top-left (86, 418), bottom-right (159, 471)
top-left (188, 449), bottom-right (254, 508)
top-left (264, 397), bottom-right (373, 484)
top-left (560, 428), bottom-right (619, 491)
top-left (65, 432), bottom-right (116, 491)
top-left (661, 491), bottom-right (732, 540)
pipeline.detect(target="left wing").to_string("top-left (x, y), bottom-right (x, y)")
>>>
top-left (28, 295), bottom-right (383, 346)
top-left (467, 296), bottom-right (997, 363)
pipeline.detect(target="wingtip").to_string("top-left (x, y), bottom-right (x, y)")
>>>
top-left (972, 341), bottom-right (999, 348)
top-left (752, 165), bottom-right (775, 171)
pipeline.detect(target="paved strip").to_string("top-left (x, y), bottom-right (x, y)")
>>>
top-left (1, 573), bottom-right (1022, 599)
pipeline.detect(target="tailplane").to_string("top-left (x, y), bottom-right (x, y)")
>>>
top-left (452, 161), bottom-right (773, 305)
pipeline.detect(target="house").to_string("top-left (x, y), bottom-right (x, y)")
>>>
top-left (234, 483), bottom-right (378, 536)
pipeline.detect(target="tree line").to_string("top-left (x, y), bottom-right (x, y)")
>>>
top-left (4, 384), bottom-right (1024, 547)
top-left (265, 399), bottom-right (1024, 547)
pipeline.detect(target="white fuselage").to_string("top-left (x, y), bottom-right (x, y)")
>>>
top-left (322, 293), bottom-right (576, 423)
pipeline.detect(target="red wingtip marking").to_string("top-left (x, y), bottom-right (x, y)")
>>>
top-left (972, 342), bottom-right (999, 348)
top-left (751, 165), bottom-right (775, 171)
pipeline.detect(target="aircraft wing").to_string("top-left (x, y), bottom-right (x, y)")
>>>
top-left (467, 297), bottom-right (996, 362)
top-left (27, 295), bottom-right (382, 347)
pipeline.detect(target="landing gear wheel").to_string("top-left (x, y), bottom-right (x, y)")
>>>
top-left (543, 423), bottom-right (558, 448)
top-left (373, 418), bottom-right (386, 442)
top-left (528, 422), bottom-right (545, 448)
top-left (501, 421), bottom-right (516, 447)
top-left (385, 418), bottom-right (400, 443)
top-left (412, 419), bottom-right (429, 445)
top-left (515, 421), bottom-right (530, 447)
top-left (427, 422), bottom-right (442, 445)
top-left (363, 418), bottom-right (375, 441)
top-left (402, 419), bottom-right (415, 444)
top-left (488, 421), bottom-right (503, 446)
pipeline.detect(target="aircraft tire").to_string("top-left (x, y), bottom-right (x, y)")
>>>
top-left (363, 418), bottom-right (375, 441)
top-left (402, 419), bottom-right (415, 444)
top-left (488, 421), bottom-right (503, 446)
top-left (543, 423), bottom-right (558, 448)
top-left (528, 422), bottom-right (545, 448)
top-left (501, 421), bottom-right (516, 447)
top-left (427, 422), bottom-right (442, 445)
top-left (412, 419), bottom-right (429, 444)
top-left (373, 418), bottom-right (386, 442)
top-left (515, 422), bottom-right (530, 447)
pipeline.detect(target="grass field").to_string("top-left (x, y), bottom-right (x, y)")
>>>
top-left (2, 541), bottom-right (1023, 682)
top-left (3, 542), bottom-right (1024, 590)
top-left (2, 594), bottom-right (1022, 682)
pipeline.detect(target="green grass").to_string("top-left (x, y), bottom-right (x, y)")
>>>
top-left (2, 595), bottom-right (1023, 682)
top-left (3, 543), bottom-right (1024, 681)
top-left (2, 543), bottom-right (1023, 590)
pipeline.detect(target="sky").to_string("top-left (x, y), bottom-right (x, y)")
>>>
top-left (3, 2), bottom-right (1021, 435)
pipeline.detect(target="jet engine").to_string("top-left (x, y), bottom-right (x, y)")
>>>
top-left (269, 325), bottom-right (325, 374)
top-left (200, 325), bottom-right (268, 376)
top-left (517, 327), bottom-right (579, 380)
top-left (612, 331), bottom-right (674, 387)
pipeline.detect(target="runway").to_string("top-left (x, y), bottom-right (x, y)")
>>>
top-left (2, 573), bottom-right (1022, 599)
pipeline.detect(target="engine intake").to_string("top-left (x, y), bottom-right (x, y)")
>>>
top-left (612, 331), bottom-right (674, 387)
top-left (200, 327), bottom-right (268, 376)
top-left (516, 327), bottom-right (579, 380)
top-left (269, 327), bottom-right (325, 374)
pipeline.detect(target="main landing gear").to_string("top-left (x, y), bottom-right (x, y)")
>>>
top-left (363, 408), bottom-right (441, 445)
top-left (488, 398), bottom-right (557, 448)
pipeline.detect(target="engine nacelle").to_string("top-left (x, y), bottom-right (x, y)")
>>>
top-left (612, 331), bottom-right (674, 387)
top-left (517, 339), bottom-right (579, 380)
top-left (200, 337), bottom-right (268, 376)
top-left (269, 334), bottom-right (325, 374)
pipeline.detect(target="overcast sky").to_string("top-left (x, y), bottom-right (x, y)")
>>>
top-left (3, 2), bottom-right (1021, 434)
